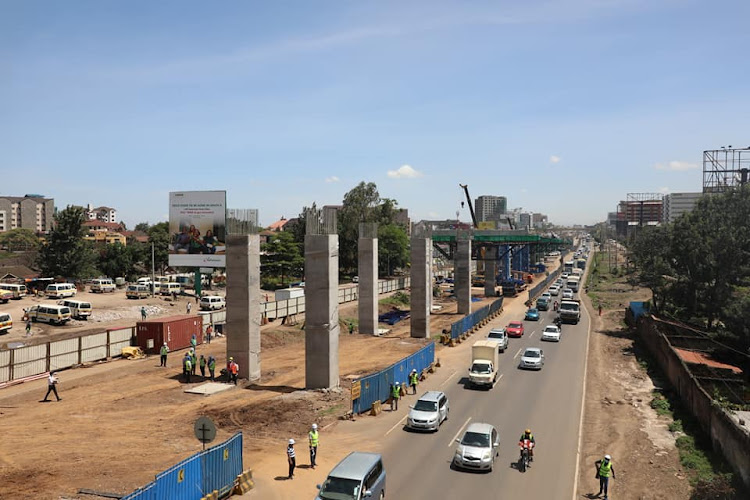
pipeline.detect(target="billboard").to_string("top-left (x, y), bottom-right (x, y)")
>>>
top-left (168, 191), bottom-right (227, 267)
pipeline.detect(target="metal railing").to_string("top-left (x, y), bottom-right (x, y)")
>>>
top-left (450, 298), bottom-right (504, 340)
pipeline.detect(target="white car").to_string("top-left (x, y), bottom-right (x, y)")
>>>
top-left (486, 328), bottom-right (509, 353)
top-left (519, 347), bottom-right (545, 370)
top-left (549, 285), bottom-right (560, 296)
top-left (541, 292), bottom-right (552, 301)
top-left (561, 272), bottom-right (570, 279)
top-left (562, 288), bottom-right (574, 300)
top-left (541, 325), bottom-right (561, 342)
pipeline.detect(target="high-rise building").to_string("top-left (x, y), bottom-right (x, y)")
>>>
top-left (85, 204), bottom-right (118, 223)
top-left (0, 195), bottom-right (54, 233)
top-left (475, 195), bottom-right (507, 222)
top-left (662, 192), bottom-right (703, 223)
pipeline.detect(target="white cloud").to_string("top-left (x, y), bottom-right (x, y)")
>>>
top-left (658, 187), bottom-right (670, 194)
top-left (654, 160), bottom-right (698, 171)
top-left (549, 155), bottom-right (561, 164)
top-left (520, 188), bottom-right (528, 193)
top-left (325, 176), bottom-right (340, 183)
top-left (387, 164), bottom-right (423, 179)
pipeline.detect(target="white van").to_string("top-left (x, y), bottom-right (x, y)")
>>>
top-left (58, 299), bottom-right (92, 320)
top-left (0, 283), bottom-right (28, 299)
top-left (25, 304), bottom-right (72, 325)
top-left (0, 312), bottom-right (11, 334)
top-left (126, 284), bottom-right (150, 299)
top-left (566, 276), bottom-right (580, 292)
top-left (46, 283), bottom-right (77, 299)
top-left (200, 295), bottom-right (226, 311)
top-left (90, 278), bottom-right (116, 293)
top-left (159, 282), bottom-right (182, 296)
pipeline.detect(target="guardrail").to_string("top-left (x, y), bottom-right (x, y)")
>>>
top-left (526, 267), bottom-right (562, 304)
top-left (448, 298), bottom-right (504, 341)
top-left (351, 342), bottom-right (435, 414)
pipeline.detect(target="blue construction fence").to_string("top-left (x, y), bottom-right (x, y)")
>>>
top-left (352, 342), bottom-right (435, 414)
top-left (450, 298), bottom-right (504, 340)
top-left (527, 267), bottom-right (562, 304)
top-left (121, 432), bottom-right (243, 500)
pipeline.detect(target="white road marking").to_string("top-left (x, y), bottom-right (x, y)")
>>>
top-left (448, 417), bottom-right (472, 447)
top-left (529, 330), bottom-right (536, 339)
top-left (440, 370), bottom-right (458, 388)
top-left (572, 262), bottom-right (593, 499)
top-left (385, 414), bottom-right (408, 436)
top-left (513, 347), bottom-right (523, 359)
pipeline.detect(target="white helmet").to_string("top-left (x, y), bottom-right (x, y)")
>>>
top-left (604, 454), bottom-right (611, 461)
top-left (288, 439), bottom-right (295, 445)
top-left (312, 423), bottom-right (318, 430)
top-left (395, 381), bottom-right (400, 386)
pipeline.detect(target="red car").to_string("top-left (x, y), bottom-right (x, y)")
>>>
top-left (506, 321), bottom-right (525, 337)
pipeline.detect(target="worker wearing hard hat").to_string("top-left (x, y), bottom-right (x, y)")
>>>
top-left (287, 438), bottom-right (296, 479)
top-left (309, 423), bottom-right (319, 469)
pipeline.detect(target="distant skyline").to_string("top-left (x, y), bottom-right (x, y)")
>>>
top-left (2, 1), bottom-right (748, 228)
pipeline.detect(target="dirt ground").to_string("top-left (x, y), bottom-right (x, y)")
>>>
top-left (0, 280), bottom-right (507, 499)
top-left (576, 247), bottom-right (693, 499)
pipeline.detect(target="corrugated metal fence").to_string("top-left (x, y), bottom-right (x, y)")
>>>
top-left (526, 267), bottom-right (562, 303)
top-left (352, 342), bottom-right (435, 414)
top-left (121, 431), bottom-right (243, 500)
top-left (450, 298), bottom-right (504, 340)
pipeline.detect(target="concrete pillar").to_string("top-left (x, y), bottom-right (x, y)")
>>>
top-left (502, 245), bottom-right (512, 281)
top-left (456, 239), bottom-right (472, 315)
top-left (484, 258), bottom-right (496, 297)
top-left (225, 234), bottom-right (261, 381)
top-left (410, 237), bottom-right (431, 338)
top-left (305, 234), bottom-right (340, 389)
top-left (358, 236), bottom-right (378, 335)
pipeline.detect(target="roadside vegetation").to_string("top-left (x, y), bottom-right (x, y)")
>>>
top-left (379, 291), bottom-right (410, 308)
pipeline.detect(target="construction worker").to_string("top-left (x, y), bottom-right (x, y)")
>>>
top-left (206, 323), bottom-right (213, 344)
top-left (199, 354), bottom-right (206, 378)
top-left (595, 454), bottom-right (616, 499)
top-left (308, 423), bottom-right (319, 469)
top-left (208, 355), bottom-right (216, 381)
top-left (287, 439), bottom-right (296, 479)
top-left (159, 342), bottom-right (169, 367)
top-left (190, 349), bottom-right (197, 376)
top-left (186, 302), bottom-right (192, 314)
top-left (390, 382), bottom-right (400, 411)
top-left (190, 333), bottom-right (197, 350)
top-left (409, 369), bottom-right (419, 395)
top-left (183, 354), bottom-right (192, 383)
top-left (141, 306), bottom-right (147, 320)
top-left (229, 358), bottom-right (239, 385)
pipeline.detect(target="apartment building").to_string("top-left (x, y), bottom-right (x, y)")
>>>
top-left (0, 195), bottom-right (55, 233)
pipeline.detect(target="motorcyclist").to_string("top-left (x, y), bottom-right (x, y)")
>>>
top-left (554, 315), bottom-right (562, 328)
top-left (553, 300), bottom-right (559, 311)
top-left (519, 429), bottom-right (535, 461)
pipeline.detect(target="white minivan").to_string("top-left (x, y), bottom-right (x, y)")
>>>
top-left (200, 295), bottom-right (226, 311)
top-left (90, 278), bottom-right (116, 293)
top-left (46, 283), bottom-right (77, 299)
top-left (159, 282), bottom-right (182, 296)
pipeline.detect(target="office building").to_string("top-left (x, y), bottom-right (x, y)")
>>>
top-left (475, 195), bottom-right (507, 222)
top-left (662, 192), bottom-right (703, 223)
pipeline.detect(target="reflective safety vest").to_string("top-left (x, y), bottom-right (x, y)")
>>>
top-left (208, 359), bottom-right (216, 370)
top-left (391, 385), bottom-right (400, 398)
top-left (184, 358), bottom-right (192, 370)
top-left (599, 460), bottom-right (612, 478)
top-left (410, 372), bottom-right (418, 386)
top-left (191, 337), bottom-right (197, 347)
top-left (200, 357), bottom-right (206, 367)
top-left (160, 345), bottom-right (168, 356)
top-left (309, 430), bottom-right (319, 447)
top-left (230, 362), bottom-right (239, 375)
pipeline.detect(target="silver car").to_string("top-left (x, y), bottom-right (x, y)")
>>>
top-left (407, 391), bottom-right (449, 432)
top-left (453, 422), bottom-right (500, 472)
top-left (519, 347), bottom-right (545, 370)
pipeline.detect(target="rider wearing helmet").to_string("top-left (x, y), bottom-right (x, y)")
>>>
top-left (519, 429), bottom-right (535, 460)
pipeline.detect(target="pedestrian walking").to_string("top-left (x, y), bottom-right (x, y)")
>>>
top-left (160, 342), bottom-right (169, 367)
top-left (190, 349), bottom-right (197, 375)
top-left (41, 371), bottom-right (61, 402)
top-left (229, 358), bottom-right (239, 385)
top-left (409, 369), bottom-right (419, 395)
top-left (598, 304), bottom-right (603, 316)
top-left (141, 306), bottom-right (147, 320)
top-left (199, 355), bottom-right (206, 378)
top-left (190, 333), bottom-right (197, 350)
top-left (287, 439), bottom-right (296, 479)
top-left (172, 290), bottom-right (178, 302)
top-left (208, 355), bottom-right (216, 381)
top-left (186, 302), bottom-right (192, 314)
top-left (195, 294), bottom-right (199, 304)
top-left (206, 324), bottom-right (213, 344)
top-left (25, 319), bottom-right (32, 337)
top-left (348, 322), bottom-right (354, 335)
top-left (308, 423), bottom-right (319, 469)
top-left (390, 382), bottom-right (400, 411)
top-left (595, 454), bottom-right (616, 499)
top-left (183, 354), bottom-right (192, 383)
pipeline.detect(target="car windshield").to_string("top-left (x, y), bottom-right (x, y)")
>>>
top-left (527, 309), bottom-right (537, 314)
top-left (80, 303), bottom-right (91, 308)
top-left (318, 476), bottom-right (361, 500)
top-left (488, 331), bottom-right (504, 339)
top-left (523, 350), bottom-right (540, 358)
top-left (60, 308), bottom-right (71, 314)
top-left (461, 431), bottom-right (491, 448)
top-left (471, 362), bottom-right (491, 374)
top-left (544, 327), bottom-right (558, 333)
top-left (509, 322), bottom-right (522, 328)
top-left (414, 400), bottom-right (438, 412)
top-left (560, 303), bottom-right (578, 311)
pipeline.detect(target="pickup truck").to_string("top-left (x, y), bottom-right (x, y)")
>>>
top-left (468, 340), bottom-right (499, 389)
top-left (559, 299), bottom-right (581, 324)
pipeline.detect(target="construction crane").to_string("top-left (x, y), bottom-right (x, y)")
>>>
top-left (459, 184), bottom-right (478, 228)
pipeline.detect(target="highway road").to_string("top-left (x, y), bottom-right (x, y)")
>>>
top-left (379, 288), bottom-right (591, 498)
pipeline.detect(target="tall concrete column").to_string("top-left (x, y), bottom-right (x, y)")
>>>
top-left (410, 236), bottom-right (431, 338)
top-left (358, 224), bottom-right (378, 335)
top-left (484, 258), bottom-right (496, 297)
top-left (226, 234), bottom-right (261, 382)
top-left (456, 237), bottom-right (472, 315)
top-left (305, 234), bottom-right (340, 389)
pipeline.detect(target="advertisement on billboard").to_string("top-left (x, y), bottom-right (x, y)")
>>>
top-left (168, 191), bottom-right (227, 267)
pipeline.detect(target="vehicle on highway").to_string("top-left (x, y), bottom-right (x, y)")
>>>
top-left (0, 312), bottom-right (11, 334)
top-left (316, 451), bottom-right (385, 500)
top-left (561, 272), bottom-right (570, 280)
top-left (58, 299), bottom-right (92, 320)
top-left (541, 325), bottom-right (561, 342)
top-left (536, 297), bottom-right (549, 311)
top-left (90, 278), bottom-right (116, 293)
top-left (519, 347), bottom-right (545, 370)
top-left (525, 308), bottom-right (540, 321)
top-left (126, 284), bottom-right (150, 299)
top-left (0, 283), bottom-right (27, 299)
top-left (407, 391), bottom-right (449, 432)
top-left (549, 285), bottom-right (560, 296)
top-left (46, 283), bottom-right (77, 299)
top-left (25, 304), bottom-right (72, 325)
top-left (560, 299), bottom-right (581, 324)
top-left (200, 295), bottom-right (225, 311)
top-left (486, 328), bottom-right (508, 352)
top-left (468, 340), bottom-right (499, 388)
top-left (453, 422), bottom-right (500, 472)
top-left (506, 321), bottom-right (525, 337)
top-left (566, 276), bottom-right (580, 292)
top-left (519, 438), bottom-right (534, 473)
top-left (562, 288), bottom-right (574, 300)
top-left (541, 292), bottom-right (552, 301)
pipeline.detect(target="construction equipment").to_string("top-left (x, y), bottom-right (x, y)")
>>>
top-left (459, 184), bottom-right (478, 228)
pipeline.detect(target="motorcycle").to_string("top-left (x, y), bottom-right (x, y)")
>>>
top-left (518, 439), bottom-right (533, 472)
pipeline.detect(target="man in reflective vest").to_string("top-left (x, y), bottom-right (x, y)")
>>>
top-left (595, 454), bottom-right (616, 499)
top-left (229, 358), bottom-right (239, 385)
top-left (308, 423), bottom-right (319, 469)
top-left (159, 342), bottom-right (169, 367)
top-left (409, 369), bottom-right (419, 395)
top-left (390, 382), bottom-right (401, 411)
top-left (183, 354), bottom-right (192, 383)
top-left (208, 355), bottom-right (216, 381)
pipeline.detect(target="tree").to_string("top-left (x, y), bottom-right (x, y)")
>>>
top-left (261, 231), bottom-right (304, 286)
top-left (338, 182), bottom-right (382, 271)
top-left (38, 205), bottom-right (97, 278)
top-left (134, 222), bottom-right (151, 233)
top-left (628, 225), bottom-right (673, 313)
top-left (0, 228), bottom-right (39, 252)
top-left (97, 242), bottom-right (133, 279)
top-left (378, 224), bottom-right (409, 276)
top-left (147, 222), bottom-right (170, 274)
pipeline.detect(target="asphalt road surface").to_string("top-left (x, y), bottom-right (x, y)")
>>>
top-left (380, 294), bottom-right (591, 498)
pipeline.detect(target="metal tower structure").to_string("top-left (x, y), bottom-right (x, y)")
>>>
top-left (703, 147), bottom-right (750, 193)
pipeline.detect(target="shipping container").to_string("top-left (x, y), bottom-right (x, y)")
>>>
top-left (135, 315), bottom-right (203, 354)
top-left (275, 287), bottom-right (305, 301)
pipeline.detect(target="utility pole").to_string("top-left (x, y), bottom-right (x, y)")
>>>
top-left (151, 242), bottom-right (156, 296)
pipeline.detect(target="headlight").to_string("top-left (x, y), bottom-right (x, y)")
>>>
top-left (482, 452), bottom-right (491, 461)
top-left (454, 451), bottom-right (462, 458)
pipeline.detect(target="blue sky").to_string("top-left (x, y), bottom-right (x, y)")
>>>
top-left (2, 0), bottom-right (749, 227)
